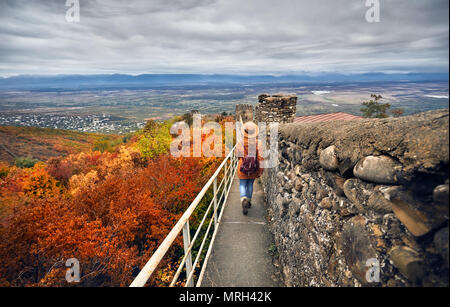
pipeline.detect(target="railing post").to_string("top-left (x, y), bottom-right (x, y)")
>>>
top-left (224, 161), bottom-right (228, 191)
top-left (230, 155), bottom-right (233, 174)
top-left (182, 221), bottom-right (194, 287)
top-left (213, 178), bottom-right (218, 228)
top-left (232, 153), bottom-right (236, 172)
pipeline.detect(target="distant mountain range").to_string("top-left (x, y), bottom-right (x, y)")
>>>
top-left (0, 72), bottom-right (448, 90)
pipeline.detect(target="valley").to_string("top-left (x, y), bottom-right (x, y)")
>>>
top-left (0, 80), bottom-right (448, 134)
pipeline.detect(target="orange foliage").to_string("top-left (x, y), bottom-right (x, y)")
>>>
top-left (0, 117), bottom-right (231, 287)
top-left (21, 163), bottom-right (64, 199)
top-left (0, 197), bottom-right (134, 286)
top-left (0, 146), bottom-right (221, 286)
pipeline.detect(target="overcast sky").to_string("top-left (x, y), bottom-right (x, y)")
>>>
top-left (0, 0), bottom-right (448, 77)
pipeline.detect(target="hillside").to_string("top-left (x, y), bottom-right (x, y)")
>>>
top-left (0, 117), bottom-right (226, 287)
top-left (0, 126), bottom-right (124, 164)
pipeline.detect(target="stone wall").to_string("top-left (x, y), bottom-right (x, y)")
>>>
top-left (235, 104), bottom-right (254, 123)
top-left (255, 94), bottom-right (297, 124)
top-left (261, 109), bottom-right (449, 287)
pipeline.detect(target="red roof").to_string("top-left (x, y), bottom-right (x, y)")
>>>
top-left (294, 112), bottom-right (363, 123)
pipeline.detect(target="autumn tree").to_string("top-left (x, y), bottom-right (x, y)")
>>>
top-left (391, 108), bottom-right (404, 117)
top-left (0, 162), bottom-right (9, 179)
top-left (47, 157), bottom-right (73, 184)
top-left (0, 115), bottom-right (228, 287)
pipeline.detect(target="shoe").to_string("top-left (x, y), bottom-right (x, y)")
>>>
top-left (242, 198), bottom-right (249, 215)
top-left (248, 199), bottom-right (252, 208)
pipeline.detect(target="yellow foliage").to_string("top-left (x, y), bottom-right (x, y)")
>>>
top-left (21, 163), bottom-right (63, 199)
top-left (69, 170), bottom-right (99, 196)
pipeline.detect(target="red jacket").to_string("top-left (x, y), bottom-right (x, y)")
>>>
top-left (236, 138), bottom-right (264, 180)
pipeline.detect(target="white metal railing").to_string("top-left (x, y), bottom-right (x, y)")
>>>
top-left (130, 145), bottom-right (238, 287)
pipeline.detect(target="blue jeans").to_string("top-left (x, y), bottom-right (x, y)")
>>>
top-left (239, 179), bottom-right (255, 199)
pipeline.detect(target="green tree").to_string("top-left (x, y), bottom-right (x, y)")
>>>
top-left (14, 156), bottom-right (39, 168)
top-left (182, 113), bottom-right (193, 127)
top-left (93, 137), bottom-right (124, 153)
top-left (361, 94), bottom-right (391, 118)
top-left (136, 121), bottom-right (172, 159)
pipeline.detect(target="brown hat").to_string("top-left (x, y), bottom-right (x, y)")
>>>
top-left (241, 121), bottom-right (259, 139)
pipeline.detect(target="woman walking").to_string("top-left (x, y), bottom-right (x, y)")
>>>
top-left (236, 120), bottom-right (263, 215)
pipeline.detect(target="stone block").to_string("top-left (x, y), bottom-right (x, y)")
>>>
top-left (354, 155), bottom-right (401, 184)
top-left (319, 197), bottom-right (333, 210)
top-left (319, 145), bottom-right (339, 171)
top-left (389, 246), bottom-right (424, 283)
top-left (340, 216), bottom-right (378, 285)
top-left (433, 184), bottom-right (449, 206)
top-left (385, 187), bottom-right (446, 237)
top-left (367, 190), bottom-right (393, 213)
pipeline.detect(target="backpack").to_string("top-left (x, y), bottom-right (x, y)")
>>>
top-left (240, 155), bottom-right (260, 176)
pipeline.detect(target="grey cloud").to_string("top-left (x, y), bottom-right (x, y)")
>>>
top-left (0, 0), bottom-right (448, 76)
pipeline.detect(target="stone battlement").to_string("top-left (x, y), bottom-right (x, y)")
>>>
top-left (235, 104), bottom-right (254, 123)
top-left (255, 94), bottom-right (297, 124)
top-left (261, 109), bottom-right (449, 287)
